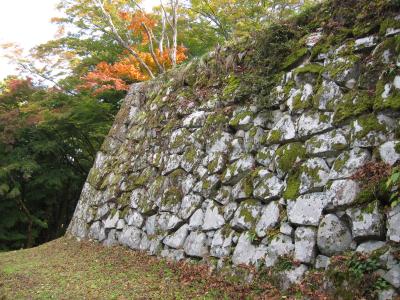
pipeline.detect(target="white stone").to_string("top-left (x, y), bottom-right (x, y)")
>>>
top-left (160, 249), bottom-right (186, 261)
top-left (268, 234), bottom-right (295, 257)
top-left (326, 179), bottom-right (360, 209)
top-left (126, 211), bottom-right (144, 228)
top-left (230, 200), bottom-right (261, 230)
top-left (162, 154), bottom-right (182, 175)
top-left (266, 114), bottom-right (296, 144)
top-left (163, 224), bottom-right (189, 249)
top-left (207, 132), bottom-right (233, 154)
top-left (202, 201), bottom-right (225, 231)
top-left (294, 227), bottom-right (317, 264)
top-left (232, 232), bottom-right (268, 266)
top-left (280, 264), bottom-right (308, 290)
top-left (88, 221), bottom-right (106, 241)
top-left (383, 265), bottom-right (400, 289)
top-left (255, 201), bottom-right (280, 238)
top-left (329, 148), bottom-right (371, 179)
top-left (182, 111), bottom-right (207, 128)
top-left (297, 112), bottom-right (333, 138)
top-left (118, 226), bottom-right (142, 249)
top-left (287, 193), bottom-right (329, 226)
top-left (280, 222), bottom-right (294, 236)
top-left (317, 214), bottom-right (352, 256)
top-left (356, 241), bottom-right (386, 253)
top-left (253, 169), bottom-right (284, 200)
top-left (346, 201), bottom-right (384, 240)
top-left (387, 205), bottom-right (400, 242)
top-left (299, 158), bottom-right (330, 194)
top-left (104, 211), bottom-right (120, 229)
top-left (315, 80), bottom-right (342, 110)
top-left (184, 231), bottom-right (208, 258)
top-left (256, 146), bottom-right (277, 170)
top-left (157, 212), bottom-right (182, 232)
top-left (223, 202), bottom-right (238, 221)
top-left (354, 36), bottom-right (378, 51)
top-left (305, 129), bottom-right (348, 156)
top-left (214, 186), bottom-right (232, 205)
top-left (189, 209), bottom-right (204, 230)
top-left (210, 228), bottom-right (234, 258)
top-left (222, 154), bottom-right (255, 184)
top-left (379, 141), bottom-right (400, 166)
top-left (179, 194), bottom-right (202, 220)
top-left (315, 255), bottom-right (330, 269)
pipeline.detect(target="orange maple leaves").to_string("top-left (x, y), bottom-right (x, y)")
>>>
top-left (81, 12), bottom-right (187, 94)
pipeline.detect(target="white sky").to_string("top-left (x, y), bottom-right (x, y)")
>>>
top-left (0, 0), bottom-right (158, 80)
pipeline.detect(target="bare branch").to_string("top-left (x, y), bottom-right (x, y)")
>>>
top-left (141, 22), bottom-right (164, 73)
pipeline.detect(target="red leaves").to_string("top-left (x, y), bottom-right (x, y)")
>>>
top-left (350, 161), bottom-right (391, 188)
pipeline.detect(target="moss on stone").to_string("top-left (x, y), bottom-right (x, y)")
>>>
top-left (239, 199), bottom-right (259, 225)
top-left (275, 142), bottom-right (306, 174)
top-left (283, 172), bottom-right (301, 200)
top-left (380, 18), bottom-right (400, 36)
top-left (352, 114), bottom-right (386, 140)
top-left (222, 74), bottom-right (240, 99)
top-left (293, 63), bottom-right (324, 76)
top-left (282, 47), bottom-right (308, 70)
top-left (333, 91), bottom-right (374, 125)
top-left (332, 151), bottom-right (350, 172)
top-left (267, 129), bottom-right (283, 144)
top-left (161, 187), bottom-right (183, 207)
top-left (229, 111), bottom-right (253, 128)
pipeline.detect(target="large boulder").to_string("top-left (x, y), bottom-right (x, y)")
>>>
top-left (317, 214), bottom-right (352, 256)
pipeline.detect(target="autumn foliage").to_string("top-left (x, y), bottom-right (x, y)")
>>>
top-left (80, 12), bottom-right (187, 94)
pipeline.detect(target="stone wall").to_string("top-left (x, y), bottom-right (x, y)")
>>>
top-left (67, 14), bottom-right (400, 295)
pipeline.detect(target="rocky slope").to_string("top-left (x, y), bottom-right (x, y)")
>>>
top-left (68, 1), bottom-right (400, 298)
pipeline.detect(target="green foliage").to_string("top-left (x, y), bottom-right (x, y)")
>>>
top-left (0, 78), bottom-right (114, 250)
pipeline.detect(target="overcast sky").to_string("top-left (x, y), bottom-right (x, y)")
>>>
top-left (0, 0), bottom-right (157, 80)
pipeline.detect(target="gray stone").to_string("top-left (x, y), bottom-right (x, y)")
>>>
top-left (103, 229), bottom-right (119, 247)
top-left (222, 154), bottom-right (255, 184)
top-left (317, 214), bottom-right (352, 256)
top-left (378, 288), bottom-right (398, 300)
top-left (253, 169), bottom-right (284, 200)
top-left (202, 201), bottom-right (225, 231)
top-left (346, 201), bottom-right (384, 240)
top-left (244, 126), bottom-right (264, 152)
top-left (256, 146), bottom-right (278, 170)
top-left (145, 215), bottom-right (158, 235)
top-left (268, 234), bottom-right (295, 257)
top-left (299, 158), bottom-right (330, 194)
top-left (354, 36), bottom-right (378, 51)
top-left (207, 132), bottom-right (233, 155)
top-left (184, 231), bottom-right (208, 258)
top-left (189, 209), bottom-right (204, 230)
top-left (305, 129), bottom-right (348, 156)
top-left (280, 264), bottom-right (308, 290)
top-left (214, 186), bottom-right (232, 205)
top-left (229, 111), bottom-right (254, 130)
top-left (230, 200), bottom-right (261, 231)
top-left (297, 112), bottom-right (333, 138)
top-left (104, 211), bottom-right (119, 229)
top-left (387, 205), bottom-right (400, 242)
top-left (231, 177), bottom-right (253, 200)
top-left (223, 202), bottom-right (238, 221)
top-left (315, 255), bottom-right (330, 269)
top-left (294, 227), bottom-right (317, 264)
top-left (160, 249), bottom-right (186, 261)
top-left (126, 210), bottom-right (144, 228)
top-left (118, 226), bottom-right (142, 249)
top-left (326, 179), bottom-right (360, 209)
top-left (88, 221), bottom-right (106, 241)
top-left (157, 212), bottom-right (182, 232)
top-left (229, 138), bottom-right (245, 162)
top-left (265, 114), bottom-right (296, 144)
top-left (179, 194), bottom-right (202, 220)
top-left (162, 154), bottom-right (182, 175)
top-left (181, 148), bottom-right (203, 173)
top-left (329, 148), bottom-right (371, 179)
top-left (383, 265), bottom-right (400, 289)
top-left (210, 228), bottom-right (234, 258)
top-left (379, 141), bottom-right (400, 166)
top-left (163, 224), bottom-right (189, 249)
top-left (116, 219), bottom-right (125, 230)
top-left (280, 222), bottom-right (294, 236)
top-left (202, 152), bottom-right (226, 174)
top-left (232, 232), bottom-right (268, 266)
top-left (314, 80), bottom-right (343, 110)
top-left (183, 111), bottom-right (207, 128)
top-left (287, 193), bottom-right (329, 226)
top-left (255, 201), bottom-right (280, 238)
top-left (356, 241), bottom-right (386, 254)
